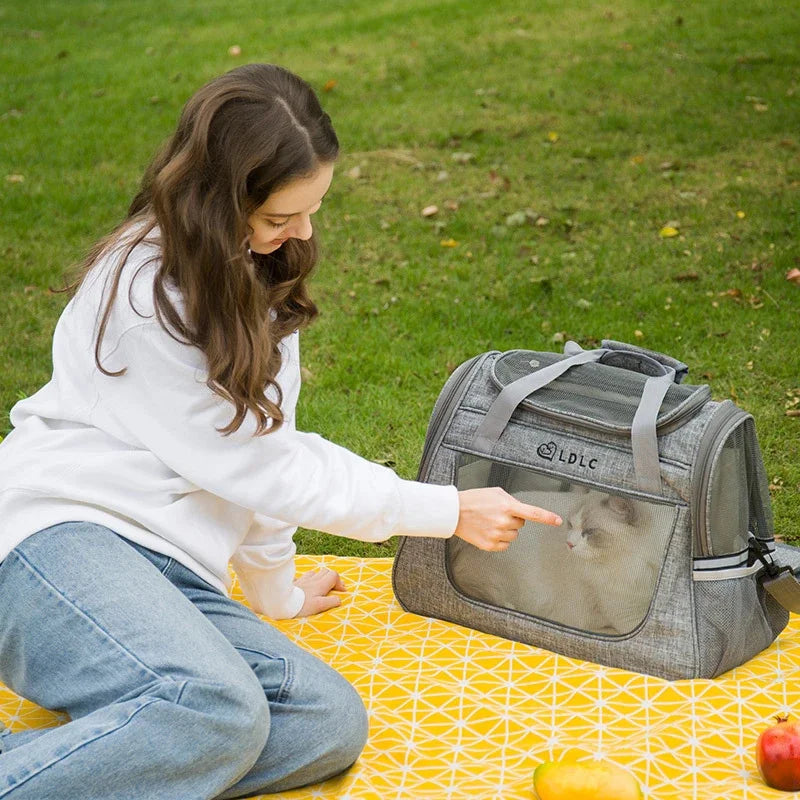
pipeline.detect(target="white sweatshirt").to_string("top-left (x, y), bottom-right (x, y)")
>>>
top-left (0, 234), bottom-right (459, 618)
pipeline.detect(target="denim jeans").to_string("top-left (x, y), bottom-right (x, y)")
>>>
top-left (0, 522), bottom-right (368, 798)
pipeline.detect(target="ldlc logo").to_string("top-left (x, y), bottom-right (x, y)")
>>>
top-left (536, 441), bottom-right (598, 470)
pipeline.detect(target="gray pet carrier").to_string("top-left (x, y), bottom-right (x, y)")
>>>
top-left (392, 339), bottom-right (800, 680)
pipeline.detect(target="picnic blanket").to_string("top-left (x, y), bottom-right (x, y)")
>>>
top-left (2, 555), bottom-right (798, 799)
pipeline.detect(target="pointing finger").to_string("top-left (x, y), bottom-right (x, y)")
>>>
top-left (511, 501), bottom-right (563, 527)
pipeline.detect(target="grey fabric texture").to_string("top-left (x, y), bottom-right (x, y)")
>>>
top-left (392, 346), bottom-right (790, 680)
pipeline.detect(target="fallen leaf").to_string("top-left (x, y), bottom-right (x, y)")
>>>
top-left (346, 166), bottom-right (361, 179)
top-left (451, 152), bottom-right (474, 163)
top-left (535, 216), bottom-right (549, 227)
top-left (719, 288), bottom-right (742, 298)
top-left (786, 410), bottom-right (800, 418)
top-left (322, 79), bottom-right (337, 92)
top-left (227, 45), bottom-right (242, 57)
top-left (440, 238), bottom-right (459, 247)
top-left (505, 211), bottom-right (527, 226)
top-left (674, 271), bottom-right (699, 281)
top-left (421, 205), bottom-right (439, 217)
top-left (576, 298), bottom-right (593, 309)
top-left (736, 210), bottom-right (746, 219)
top-left (5, 174), bottom-right (24, 183)
top-left (754, 103), bottom-right (768, 112)
top-left (444, 200), bottom-right (459, 211)
top-left (786, 268), bottom-right (800, 285)
top-left (630, 154), bottom-right (645, 165)
top-left (546, 131), bottom-right (559, 143)
top-left (634, 329), bottom-right (644, 338)
top-left (436, 170), bottom-right (449, 182)
top-left (300, 366), bottom-right (313, 381)
top-left (659, 226), bottom-right (679, 238)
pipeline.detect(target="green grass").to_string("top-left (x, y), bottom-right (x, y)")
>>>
top-left (1, 0), bottom-right (799, 555)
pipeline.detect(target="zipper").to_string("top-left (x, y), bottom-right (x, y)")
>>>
top-left (453, 449), bottom-right (683, 507)
top-left (691, 400), bottom-right (748, 558)
top-left (417, 353), bottom-right (496, 481)
top-left (491, 350), bottom-right (710, 437)
top-left (509, 392), bottom-right (708, 438)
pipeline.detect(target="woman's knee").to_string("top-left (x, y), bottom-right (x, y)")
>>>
top-left (307, 668), bottom-right (369, 772)
top-left (333, 681), bottom-right (369, 769)
top-left (174, 673), bottom-right (271, 771)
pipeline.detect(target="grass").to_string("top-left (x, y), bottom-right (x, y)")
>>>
top-left (1, 0), bottom-right (799, 556)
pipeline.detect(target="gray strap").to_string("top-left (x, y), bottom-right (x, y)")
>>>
top-left (471, 348), bottom-right (606, 454)
top-left (630, 371), bottom-right (675, 495)
top-left (762, 568), bottom-right (800, 614)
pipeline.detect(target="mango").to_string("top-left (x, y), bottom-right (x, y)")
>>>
top-left (533, 759), bottom-right (642, 800)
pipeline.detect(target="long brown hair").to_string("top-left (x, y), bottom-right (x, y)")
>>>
top-left (60, 64), bottom-right (339, 435)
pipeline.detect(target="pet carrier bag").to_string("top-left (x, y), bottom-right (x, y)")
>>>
top-left (392, 339), bottom-right (800, 680)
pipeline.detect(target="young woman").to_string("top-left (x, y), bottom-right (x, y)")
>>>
top-left (0, 64), bottom-right (561, 798)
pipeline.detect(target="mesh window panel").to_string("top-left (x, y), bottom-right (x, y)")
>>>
top-left (743, 418), bottom-right (774, 541)
top-left (493, 351), bottom-right (704, 429)
top-left (706, 425), bottom-right (750, 557)
top-left (447, 454), bottom-right (678, 636)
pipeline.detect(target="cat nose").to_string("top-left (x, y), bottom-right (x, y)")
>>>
top-left (566, 541), bottom-right (574, 550)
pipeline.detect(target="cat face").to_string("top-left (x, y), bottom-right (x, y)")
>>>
top-left (565, 489), bottom-right (639, 561)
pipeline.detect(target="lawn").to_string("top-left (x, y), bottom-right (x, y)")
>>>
top-left (1, 0), bottom-right (798, 556)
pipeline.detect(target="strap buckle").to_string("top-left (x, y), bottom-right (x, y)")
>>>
top-left (751, 537), bottom-right (800, 614)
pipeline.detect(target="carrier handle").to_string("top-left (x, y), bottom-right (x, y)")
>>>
top-left (471, 343), bottom-right (675, 495)
top-left (600, 339), bottom-right (689, 384)
top-left (564, 340), bottom-right (671, 378)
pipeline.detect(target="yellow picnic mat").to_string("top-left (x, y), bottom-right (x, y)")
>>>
top-left (2, 555), bottom-right (800, 799)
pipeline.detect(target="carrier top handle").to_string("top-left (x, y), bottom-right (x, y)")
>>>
top-left (471, 341), bottom-right (676, 496)
top-left (601, 339), bottom-right (689, 383)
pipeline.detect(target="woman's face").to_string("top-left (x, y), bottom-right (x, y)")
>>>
top-left (247, 162), bottom-right (334, 255)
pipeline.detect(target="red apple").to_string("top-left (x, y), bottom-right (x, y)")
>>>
top-left (757, 715), bottom-right (800, 791)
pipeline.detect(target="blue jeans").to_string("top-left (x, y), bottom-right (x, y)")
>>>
top-left (0, 522), bottom-right (368, 798)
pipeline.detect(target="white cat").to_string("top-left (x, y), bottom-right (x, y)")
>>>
top-left (448, 484), bottom-right (666, 635)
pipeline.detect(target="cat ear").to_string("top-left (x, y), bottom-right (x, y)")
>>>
top-left (606, 494), bottom-right (637, 525)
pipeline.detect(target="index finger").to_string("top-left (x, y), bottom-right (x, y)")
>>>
top-left (510, 501), bottom-right (563, 527)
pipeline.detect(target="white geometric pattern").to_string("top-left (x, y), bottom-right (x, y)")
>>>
top-left (2, 555), bottom-right (799, 799)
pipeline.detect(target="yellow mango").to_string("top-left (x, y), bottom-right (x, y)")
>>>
top-left (533, 759), bottom-right (642, 800)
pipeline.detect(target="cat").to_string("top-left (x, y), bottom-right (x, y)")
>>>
top-left (448, 484), bottom-right (666, 635)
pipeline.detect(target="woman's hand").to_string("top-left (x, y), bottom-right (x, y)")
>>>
top-left (293, 567), bottom-right (346, 617)
top-left (454, 487), bottom-right (562, 552)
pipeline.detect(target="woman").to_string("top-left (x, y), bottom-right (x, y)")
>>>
top-left (0, 64), bottom-right (561, 798)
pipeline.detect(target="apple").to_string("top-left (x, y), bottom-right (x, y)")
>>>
top-left (533, 759), bottom-right (642, 800)
top-left (757, 715), bottom-right (800, 791)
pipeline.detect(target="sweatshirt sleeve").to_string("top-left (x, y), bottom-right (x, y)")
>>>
top-left (93, 321), bottom-right (460, 542)
top-left (230, 515), bottom-right (305, 620)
